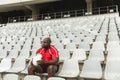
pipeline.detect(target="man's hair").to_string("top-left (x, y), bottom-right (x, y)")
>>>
top-left (44, 37), bottom-right (51, 43)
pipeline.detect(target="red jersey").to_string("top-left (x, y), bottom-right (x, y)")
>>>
top-left (36, 45), bottom-right (59, 61)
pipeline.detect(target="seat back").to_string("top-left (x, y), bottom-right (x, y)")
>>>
top-left (24, 75), bottom-right (41, 80)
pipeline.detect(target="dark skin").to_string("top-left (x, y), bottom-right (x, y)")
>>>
top-left (28, 38), bottom-right (59, 78)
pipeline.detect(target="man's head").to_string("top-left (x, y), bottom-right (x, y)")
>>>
top-left (41, 37), bottom-right (51, 49)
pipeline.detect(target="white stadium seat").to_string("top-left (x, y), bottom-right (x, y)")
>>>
top-left (0, 12), bottom-right (119, 80)
top-left (48, 77), bottom-right (65, 80)
top-left (24, 75), bottom-right (41, 80)
top-left (80, 60), bottom-right (102, 79)
top-left (58, 59), bottom-right (80, 79)
top-left (3, 74), bottom-right (19, 80)
top-left (71, 49), bottom-right (87, 62)
top-left (104, 60), bottom-right (120, 80)
top-left (0, 58), bottom-right (11, 72)
top-left (6, 58), bottom-right (26, 73)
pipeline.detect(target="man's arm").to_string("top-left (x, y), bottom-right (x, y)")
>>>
top-left (37, 57), bottom-right (59, 65)
top-left (44, 57), bottom-right (59, 65)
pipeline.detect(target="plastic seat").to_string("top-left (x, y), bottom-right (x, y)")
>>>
top-left (28, 50), bottom-right (36, 60)
top-left (6, 58), bottom-right (26, 73)
top-left (17, 49), bottom-right (30, 59)
top-left (48, 77), bottom-right (65, 80)
top-left (71, 49), bottom-right (86, 62)
top-left (65, 43), bottom-right (77, 51)
top-left (58, 49), bottom-right (70, 62)
top-left (22, 41), bottom-right (32, 50)
top-left (88, 49), bottom-right (105, 61)
top-left (104, 60), bottom-right (120, 80)
top-left (61, 38), bottom-right (70, 46)
top-left (13, 44), bottom-right (21, 51)
top-left (107, 48), bottom-right (120, 61)
top-left (83, 37), bottom-right (94, 44)
top-left (3, 74), bottom-right (19, 80)
top-left (21, 59), bottom-right (32, 74)
top-left (108, 33), bottom-right (119, 41)
top-left (0, 58), bottom-right (11, 72)
top-left (107, 41), bottom-right (120, 52)
top-left (0, 50), bottom-right (7, 59)
top-left (92, 41), bottom-right (105, 51)
top-left (95, 35), bottom-right (106, 43)
top-left (72, 37), bottom-right (81, 46)
top-left (4, 44), bottom-right (12, 51)
top-left (54, 43), bottom-right (64, 49)
top-left (0, 37), bottom-right (6, 43)
top-left (32, 43), bottom-right (40, 51)
top-left (0, 45), bottom-right (3, 50)
top-left (7, 50), bottom-right (19, 59)
top-left (58, 59), bottom-right (80, 79)
top-left (79, 42), bottom-right (90, 51)
top-left (24, 75), bottom-right (41, 80)
top-left (80, 60), bottom-right (102, 79)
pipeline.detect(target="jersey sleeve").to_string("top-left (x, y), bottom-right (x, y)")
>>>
top-left (51, 46), bottom-right (59, 59)
top-left (36, 48), bottom-right (42, 54)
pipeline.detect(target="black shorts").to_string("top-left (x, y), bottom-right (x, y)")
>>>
top-left (40, 64), bottom-right (59, 73)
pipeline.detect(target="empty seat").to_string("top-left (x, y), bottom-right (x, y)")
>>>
top-left (92, 41), bottom-right (105, 51)
top-left (0, 50), bottom-right (8, 59)
top-left (0, 58), bottom-right (11, 72)
top-left (108, 33), bottom-right (119, 41)
top-left (54, 43), bottom-right (64, 50)
top-left (71, 49), bottom-right (86, 62)
top-left (80, 60), bottom-right (102, 79)
top-left (48, 77), bottom-right (65, 80)
top-left (0, 37), bottom-right (6, 43)
top-left (88, 49), bottom-right (105, 61)
top-left (104, 60), bottom-right (120, 80)
top-left (4, 44), bottom-right (12, 51)
top-left (83, 37), bottom-right (94, 44)
top-left (13, 44), bottom-right (21, 51)
top-left (28, 50), bottom-right (36, 60)
top-left (20, 59), bottom-right (32, 74)
top-left (3, 74), bottom-right (19, 80)
top-left (95, 34), bottom-right (106, 43)
top-left (107, 41), bottom-right (120, 52)
top-left (22, 42), bottom-right (31, 50)
top-left (0, 45), bottom-right (3, 50)
top-left (6, 58), bottom-right (26, 73)
top-left (58, 49), bottom-right (70, 62)
top-left (107, 48), bottom-right (120, 61)
top-left (58, 59), bottom-right (80, 79)
top-left (17, 49), bottom-right (30, 59)
top-left (32, 43), bottom-right (40, 51)
top-left (61, 38), bottom-right (70, 45)
top-left (24, 75), bottom-right (41, 80)
top-left (65, 43), bottom-right (77, 51)
top-left (7, 50), bottom-right (19, 59)
top-left (79, 42), bottom-right (90, 51)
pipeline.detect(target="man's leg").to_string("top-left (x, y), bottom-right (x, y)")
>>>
top-left (28, 64), bottom-right (43, 75)
top-left (47, 65), bottom-right (58, 77)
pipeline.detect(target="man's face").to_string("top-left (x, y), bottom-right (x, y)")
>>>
top-left (41, 38), bottom-right (50, 48)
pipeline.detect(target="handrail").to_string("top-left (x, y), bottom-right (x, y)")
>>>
top-left (8, 5), bottom-right (118, 23)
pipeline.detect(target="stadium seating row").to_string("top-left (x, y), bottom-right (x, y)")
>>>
top-left (0, 13), bottom-right (120, 80)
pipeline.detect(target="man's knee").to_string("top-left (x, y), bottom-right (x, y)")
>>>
top-left (28, 65), bottom-right (35, 75)
top-left (28, 65), bottom-right (34, 71)
top-left (47, 65), bottom-right (58, 77)
top-left (47, 65), bottom-right (57, 73)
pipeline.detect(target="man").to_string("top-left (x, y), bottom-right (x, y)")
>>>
top-left (28, 37), bottom-right (59, 78)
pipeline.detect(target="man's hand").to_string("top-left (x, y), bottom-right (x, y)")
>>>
top-left (31, 59), bottom-right (33, 65)
top-left (37, 60), bottom-right (44, 65)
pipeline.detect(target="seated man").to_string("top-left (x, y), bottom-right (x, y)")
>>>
top-left (28, 37), bottom-right (59, 78)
